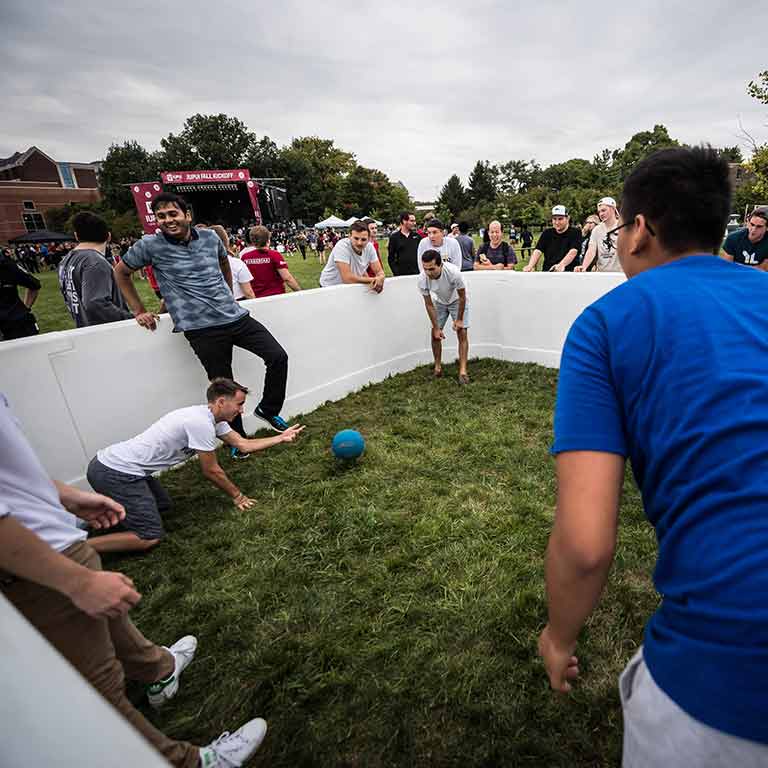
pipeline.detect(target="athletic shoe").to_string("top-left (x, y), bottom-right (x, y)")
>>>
top-left (147, 635), bottom-right (198, 709)
top-left (253, 406), bottom-right (289, 433)
top-left (198, 718), bottom-right (268, 767)
top-left (230, 447), bottom-right (251, 460)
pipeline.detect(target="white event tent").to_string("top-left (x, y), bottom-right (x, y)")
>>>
top-left (314, 215), bottom-right (348, 228)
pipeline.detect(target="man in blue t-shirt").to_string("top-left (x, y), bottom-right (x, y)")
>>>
top-left (721, 208), bottom-right (768, 268)
top-left (539, 147), bottom-right (768, 766)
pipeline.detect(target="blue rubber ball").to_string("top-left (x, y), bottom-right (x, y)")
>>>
top-left (332, 429), bottom-right (365, 459)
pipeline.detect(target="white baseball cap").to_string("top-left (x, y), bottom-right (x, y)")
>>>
top-left (551, 205), bottom-right (568, 216)
top-left (598, 196), bottom-right (617, 208)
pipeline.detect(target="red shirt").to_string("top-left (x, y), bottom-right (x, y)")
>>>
top-left (145, 265), bottom-right (159, 291)
top-left (366, 240), bottom-right (382, 278)
top-left (240, 246), bottom-right (287, 297)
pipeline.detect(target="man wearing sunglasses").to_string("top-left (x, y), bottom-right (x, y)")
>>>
top-left (540, 147), bottom-right (768, 766)
top-left (575, 197), bottom-right (622, 272)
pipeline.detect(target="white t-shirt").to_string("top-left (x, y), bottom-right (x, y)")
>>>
top-left (589, 221), bottom-right (622, 272)
top-left (97, 405), bottom-right (232, 477)
top-left (0, 393), bottom-right (85, 552)
top-left (319, 238), bottom-right (378, 287)
top-left (417, 236), bottom-right (463, 273)
top-left (228, 255), bottom-right (253, 300)
top-left (417, 261), bottom-right (466, 305)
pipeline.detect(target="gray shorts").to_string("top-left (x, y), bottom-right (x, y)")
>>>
top-left (86, 457), bottom-right (171, 541)
top-left (436, 300), bottom-right (470, 331)
top-left (620, 647), bottom-right (768, 767)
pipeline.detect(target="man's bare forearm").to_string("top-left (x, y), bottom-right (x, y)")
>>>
top-left (115, 268), bottom-right (146, 315)
top-left (201, 464), bottom-right (241, 499)
top-left (0, 516), bottom-right (89, 597)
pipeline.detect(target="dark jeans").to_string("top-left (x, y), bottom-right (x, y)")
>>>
top-left (299, 245), bottom-right (307, 260)
top-left (185, 314), bottom-right (288, 436)
top-left (0, 311), bottom-right (39, 341)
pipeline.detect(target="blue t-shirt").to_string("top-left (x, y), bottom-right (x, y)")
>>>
top-left (552, 255), bottom-right (768, 744)
top-left (723, 227), bottom-right (768, 266)
top-left (123, 229), bottom-right (247, 332)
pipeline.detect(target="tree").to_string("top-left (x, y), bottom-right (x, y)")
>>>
top-left (98, 141), bottom-right (161, 213)
top-left (540, 158), bottom-right (596, 192)
top-left (497, 160), bottom-right (543, 194)
top-left (715, 146), bottom-right (744, 163)
top-left (466, 160), bottom-right (498, 206)
top-left (612, 125), bottom-right (679, 181)
top-left (158, 113), bottom-right (256, 170)
top-left (435, 174), bottom-right (468, 222)
top-left (745, 71), bottom-right (768, 202)
top-left (245, 136), bottom-right (282, 179)
top-left (747, 71), bottom-right (768, 105)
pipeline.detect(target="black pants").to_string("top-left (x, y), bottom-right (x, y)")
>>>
top-left (299, 245), bottom-right (306, 260)
top-left (184, 314), bottom-right (288, 436)
top-left (1, 311), bottom-right (39, 341)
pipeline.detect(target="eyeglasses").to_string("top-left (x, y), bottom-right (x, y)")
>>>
top-left (603, 220), bottom-right (656, 251)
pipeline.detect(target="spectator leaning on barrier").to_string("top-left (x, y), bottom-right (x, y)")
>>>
top-left (58, 212), bottom-right (133, 327)
top-left (721, 208), bottom-right (768, 269)
top-left (523, 206), bottom-right (581, 272)
top-left (319, 220), bottom-right (385, 292)
top-left (417, 218), bottom-right (463, 273)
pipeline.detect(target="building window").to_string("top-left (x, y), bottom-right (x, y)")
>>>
top-left (23, 200), bottom-right (35, 210)
top-left (23, 212), bottom-right (46, 232)
top-left (58, 162), bottom-right (76, 188)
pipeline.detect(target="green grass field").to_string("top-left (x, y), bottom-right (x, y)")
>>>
top-left (103, 360), bottom-right (658, 767)
top-left (27, 236), bottom-right (541, 335)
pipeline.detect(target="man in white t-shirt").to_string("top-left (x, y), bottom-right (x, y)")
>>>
top-left (227, 253), bottom-right (256, 300)
top-left (319, 220), bottom-right (385, 291)
top-left (86, 378), bottom-right (304, 554)
top-left (575, 196), bottom-right (622, 272)
top-left (0, 391), bottom-right (269, 766)
top-left (418, 248), bottom-right (470, 384)
top-left (417, 218), bottom-right (463, 273)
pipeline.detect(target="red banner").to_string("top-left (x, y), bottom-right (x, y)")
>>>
top-left (246, 179), bottom-right (262, 224)
top-left (160, 169), bottom-right (250, 184)
top-left (130, 182), bottom-right (163, 235)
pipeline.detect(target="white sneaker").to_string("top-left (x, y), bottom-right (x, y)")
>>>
top-left (198, 718), bottom-right (268, 767)
top-left (147, 634), bottom-right (198, 709)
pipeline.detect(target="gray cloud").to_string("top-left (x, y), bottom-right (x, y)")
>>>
top-left (2, 0), bottom-right (766, 200)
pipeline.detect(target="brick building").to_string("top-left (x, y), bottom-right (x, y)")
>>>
top-left (0, 146), bottom-right (101, 242)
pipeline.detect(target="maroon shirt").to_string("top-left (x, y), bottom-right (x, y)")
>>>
top-left (240, 247), bottom-right (287, 297)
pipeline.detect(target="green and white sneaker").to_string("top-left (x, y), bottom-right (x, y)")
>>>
top-left (147, 634), bottom-right (198, 709)
top-left (198, 718), bottom-right (268, 767)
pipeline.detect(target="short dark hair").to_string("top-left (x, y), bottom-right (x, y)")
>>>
top-left (399, 211), bottom-right (414, 223)
top-left (749, 208), bottom-right (768, 225)
top-left (421, 248), bottom-right (442, 266)
top-left (458, 222), bottom-right (469, 234)
top-left (349, 221), bottom-right (369, 234)
top-left (427, 218), bottom-right (444, 231)
top-left (206, 377), bottom-right (249, 402)
top-left (72, 211), bottom-right (109, 243)
top-left (620, 146), bottom-right (731, 254)
top-left (151, 192), bottom-right (190, 214)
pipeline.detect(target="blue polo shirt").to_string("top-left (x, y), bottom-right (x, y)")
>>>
top-left (552, 255), bottom-right (768, 744)
top-left (123, 228), bottom-right (246, 332)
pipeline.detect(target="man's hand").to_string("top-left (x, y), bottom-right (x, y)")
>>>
top-left (573, 265), bottom-right (586, 272)
top-left (551, 263), bottom-right (565, 272)
top-left (523, 263), bottom-right (534, 272)
top-left (432, 327), bottom-right (445, 341)
top-left (538, 624), bottom-right (579, 693)
top-left (65, 490), bottom-right (125, 530)
top-left (68, 570), bottom-right (141, 619)
top-left (136, 311), bottom-right (159, 331)
top-left (280, 424), bottom-right (306, 443)
top-left (233, 493), bottom-right (256, 511)
top-left (370, 275), bottom-right (385, 294)
top-left (452, 319), bottom-right (465, 331)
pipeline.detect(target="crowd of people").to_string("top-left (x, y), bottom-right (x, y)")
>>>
top-left (3, 148), bottom-right (768, 766)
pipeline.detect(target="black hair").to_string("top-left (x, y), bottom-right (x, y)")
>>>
top-left (206, 377), bottom-right (249, 402)
top-left (421, 249), bottom-right (442, 266)
top-left (349, 221), bottom-right (369, 234)
top-left (458, 221), bottom-right (470, 234)
top-left (427, 218), bottom-right (444, 231)
top-left (151, 192), bottom-right (190, 214)
top-left (749, 208), bottom-right (768, 224)
top-left (620, 146), bottom-right (731, 254)
top-left (72, 211), bottom-right (109, 243)
top-left (399, 211), bottom-right (414, 223)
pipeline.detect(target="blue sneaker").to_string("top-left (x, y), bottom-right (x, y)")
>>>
top-left (253, 406), bottom-right (289, 432)
top-left (230, 447), bottom-right (250, 460)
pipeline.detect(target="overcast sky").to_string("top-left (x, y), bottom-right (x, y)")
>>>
top-left (2, 1), bottom-right (766, 201)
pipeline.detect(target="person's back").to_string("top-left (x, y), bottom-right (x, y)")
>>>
top-left (456, 232), bottom-right (475, 271)
top-left (240, 245), bottom-right (287, 297)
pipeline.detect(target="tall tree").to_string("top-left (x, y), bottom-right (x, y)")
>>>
top-left (715, 146), bottom-right (744, 164)
top-left (98, 141), bottom-right (161, 213)
top-left (436, 174), bottom-right (468, 222)
top-left (466, 160), bottom-right (498, 206)
top-left (245, 136), bottom-right (282, 178)
top-left (612, 125), bottom-right (679, 181)
top-left (158, 113), bottom-right (256, 170)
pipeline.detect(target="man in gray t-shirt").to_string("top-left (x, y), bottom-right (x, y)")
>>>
top-left (455, 222), bottom-right (476, 271)
top-left (58, 212), bottom-right (132, 327)
top-left (319, 221), bottom-right (385, 291)
top-left (417, 218), bottom-right (463, 273)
